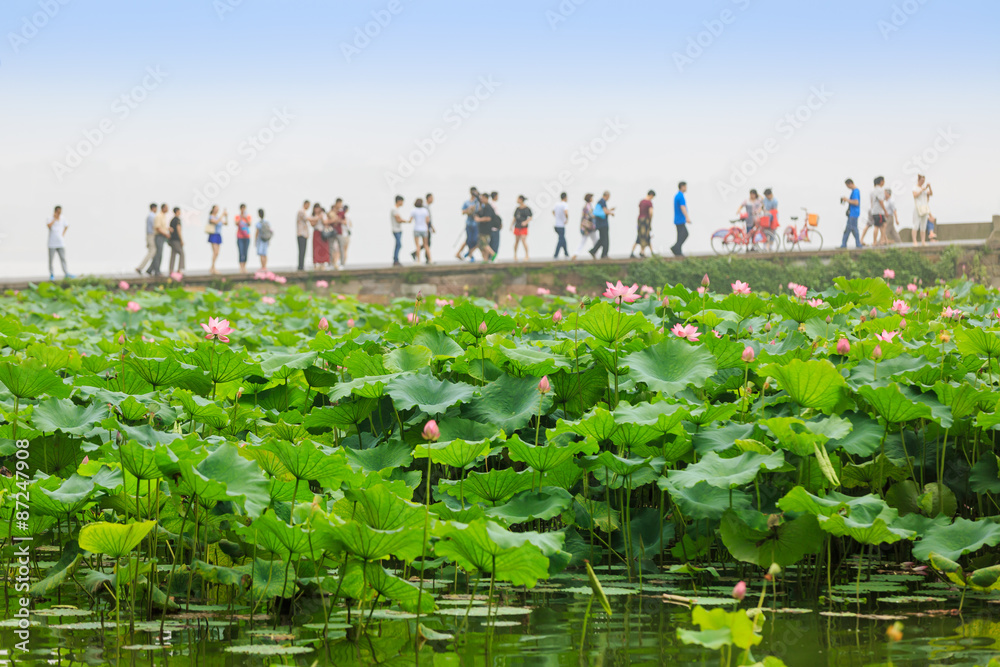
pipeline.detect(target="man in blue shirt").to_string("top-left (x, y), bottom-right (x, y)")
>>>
top-left (589, 190), bottom-right (614, 259)
top-left (455, 186), bottom-right (480, 261)
top-left (840, 179), bottom-right (862, 248)
top-left (671, 182), bottom-right (691, 256)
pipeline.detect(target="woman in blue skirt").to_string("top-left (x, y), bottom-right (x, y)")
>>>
top-left (207, 205), bottom-right (228, 274)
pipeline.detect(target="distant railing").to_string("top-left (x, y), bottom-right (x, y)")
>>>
top-left (899, 216), bottom-right (1000, 245)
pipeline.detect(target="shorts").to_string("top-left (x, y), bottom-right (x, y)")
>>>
top-left (513, 227), bottom-right (528, 237)
top-left (414, 231), bottom-right (428, 239)
top-left (872, 215), bottom-right (885, 228)
top-left (477, 234), bottom-right (493, 253)
top-left (208, 233), bottom-right (222, 244)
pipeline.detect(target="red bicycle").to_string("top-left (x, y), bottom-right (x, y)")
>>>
top-left (783, 208), bottom-right (824, 252)
top-left (710, 218), bottom-right (780, 255)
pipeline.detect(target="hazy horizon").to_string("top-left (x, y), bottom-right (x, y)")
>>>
top-left (2, 0), bottom-right (998, 278)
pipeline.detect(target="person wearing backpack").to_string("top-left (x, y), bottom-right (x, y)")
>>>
top-left (255, 208), bottom-right (273, 270)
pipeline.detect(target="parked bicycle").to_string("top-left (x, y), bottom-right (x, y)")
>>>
top-left (783, 208), bottom-right (824, 251)
top-left (711, 218), bottom-right (781, 255)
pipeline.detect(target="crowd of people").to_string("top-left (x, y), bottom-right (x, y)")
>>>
top-left (40, 175), bottom-right (941, 280)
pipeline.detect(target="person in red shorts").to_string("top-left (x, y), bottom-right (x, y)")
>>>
top-left (511, 195), bottom-right (532, 262)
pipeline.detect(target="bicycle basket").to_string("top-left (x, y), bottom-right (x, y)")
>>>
top-left (807, 213), bottom-right (819, 227)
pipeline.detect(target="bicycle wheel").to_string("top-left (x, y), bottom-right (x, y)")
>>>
top-left (799, 230), bottom-right (824, 252)
top-left (761, 229), bottom-right (781, 253)
top-left (711, 229), bottom-right (739, 255)
top-left (782, 228), bottom-right (797, 252)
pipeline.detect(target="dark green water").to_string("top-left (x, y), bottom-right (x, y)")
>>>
top-left (5, 571), bottom-right (999, 666)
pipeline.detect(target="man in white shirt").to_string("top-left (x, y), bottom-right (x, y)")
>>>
top-left (553, 192), bottom-right (569, 258)
top-left (136, 203), bottom-right (158, 274)
top-left (861, 176), bottom-right (888, 246)
top-left (390, 195), bottom-right (410, 267)
top-left (46, 205), bottom-right (74, 280)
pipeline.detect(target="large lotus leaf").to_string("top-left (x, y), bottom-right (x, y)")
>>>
top-left (345, 439), bottom-right (413, 473)
top-left (190, 559), bottom-right (247, 588)
top-left (79, 520), bottom-right (156, 558)
top-left (325, 520), bottom-right (424, 561)
top-left (413, 438), bottom-right (491, 470)
top-left (305, 398), bottom-right (378, 429)
top-left (818, 504), bottom-right (914, 545)
top-left (692, 423), bottom-right (754, 455)
top-left (574, 493), bottom-right (620, 533)
top-left (687, 403), bottom-right (739, 427)
top-left (258, 351), bottom-right (318, 380)
top-left (826, 411), bottom-right (883, 456)
top-left (383, 345), bottom-right (432, 373)
top-left (32, 398), bottom-right (109, 436)
top-left (505, 433), bottom-right (591, 473)
top-left (777, 486), bottom-right (886, 519)
top-left (30, 541), bottom-right (83, 597)
top-left (719, 510), bottom-right (824, 568)
top-left (847, 355), bottom-right (930, 389)
top-left (342, 561), bottom-right (434, 613)
top-left (26, 342), bottom-right (79, 373)
top-left (181, 443), bottom-right (269, 517)
top-left (719, 293), bottom-right (766, 320)
top-left (437, 417), bottom-right (501, 443)
top-left (956, 327), bottom-right (1000, 359)
top-left (464, 374), bottom-right (553, 432)
top-left (623, 338), bottom-right (717, 395)
top-left (582, 451), bottom-right (653, 478)
top-left (542, 460), bottom-right (585, 490)
top-left (342, 483), bottom-right (423, 531)
top-left (31, 472), bottom-right (104, 517)
top-left (663, 480), bottom-right (752, 520)
top-left (857, 384), bottom-right (931, 424)
top-left (328, 374), bottom-right (395, 400)
top-left (553, 407), bottom-right (616, 442)
top-left (840, 454), bottom-right (908, 490)
top-left (119, 440), bottom-right (162, 480)
top-left (549, 366), bottom-right (608, 418)
top-left (237, 510), bottom-right (310, 558)
top-left (665, 451), bottom-right (785, 491)
top-left (234, 557), bottom-right (297, 602)
top-left (191, 346), bottom-right (260, 384)
top-left (912, 517), bottom-right (1000, 561)
top-left (578, 301), bottom-right (653, 345)
top-left (970, 455), bottom-right (1000, 494)
top-left (126, 355), bottom-right (198, 388)
top-left (173, 389), bottom-right (229, 427)
top-left (678, 605), bottom-right (763, 652)
top-left (833, 276), bottom-right (894, 308)
top-left (441, 302), bottom-right (515, 337)
top-left (412, 328), bottom-right (464, 359)
top-left (439, 467), bottom-right (532, 505)
top-left (0, 359), bottom-right (70, 399)
top-left (262, 439), bottom-right (350, 485)
top-left (433, 519), bottom-right (550, 587)
top-left (486, 488), bottom-right (573, 524)
top-left (760, 417), bottom-right (828, 457)
top-left (386, 371), bottom-right (475, 416)
top-left (613, 400), bottom-right (689, 434)
top-left (933, 381), bottom-right (985, 420)
top-left (760, 359), bottom-right (846, 412)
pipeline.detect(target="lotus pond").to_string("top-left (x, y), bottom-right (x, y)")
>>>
top-left (4, 274), bottom-right (1000, 666)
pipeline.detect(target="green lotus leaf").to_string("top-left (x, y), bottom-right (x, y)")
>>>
top-left (258, 351), bottom-right (318, 380)
top-left (486, 488), bottom-right (573, 524)
top-left (261, 439), bottom-right (350, 485)
top-left (342, 561), bottom-right (434, 613)
top-left (191, 346), bottom-right (260, 384)
top-left (342, 483), bottom-right (423, 531)
top-left (664, 451), bottom-right (785, 491)
top-left (126, 355), bottom-right (198, 388)
top-left (913, 517), bottom-right (1000, 561)
top-left (345, 439), bottom-right (413, 473)
top-left (664, 480), bottom-right (752, 520)
top-left (412, 327), bottom-right (464, 359)
top-left (190, 560), bottom-right (246, 587)
top-left (118, 440), bottom-right (162, 480)
top-left (413, 438), bottom-right (491, 470)
top-left (833, 276), bottom-right (894, 308)
top-left (505, 433), bottom-right (591, 473)
top-left (177, 443), bottom-right (269, 517)
top-left (237, 510), bottom-right (310, 558)
top-left (623, 338), bottom-right (717, 395)
top-left (693, 422), bottom-right (755, 455)
top-left (79, 520), bottom-right (156, 558)
top-left (439, 467), bottom-right (533, 506)
top-left (720, 509), bottom-right (824, 568)
top-left (464, 374), bottom-right (552, 432)
top-left (578, 301), bottom-right (653, 345)
top-left (323, 520), bottom-right (424, 562)
top-left (818, 504), bottom-right (914, 545)
top-left (678, 605), bottom-right (763, 651)
top-left (955, 327), bottom-right (1000, 358)
top-left (30, 542), bottom-right (83, 597)
top-left (173, 389), bottom-right (229, 426)
top-left (32, 398), bottom-right (108, 436)
top-left (549, 366), bottom-right (608, 418)
top-left (383, 345), bottom-right (432, 373)
top-left (305, 398), bottom-right (378, 429)
top-left (574, 493), bottom-right (620, 533)
top-left (441, 302), bottom-right (515, 337)
top-left (760, 359), bottom-right (846, 412)
top-left (433, 519), bottom-right (550, 587)
top-left (970, 455), bottom-right (1000, 494)
top-left (386, 370), bottom-right (476, 416)
top-left (234, 557), bottom-right (298, 602)
top-left (0, 359), bottom-right (70, 399)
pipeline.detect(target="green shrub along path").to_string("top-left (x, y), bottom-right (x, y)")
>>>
top-left (3, 270), bottom-right (1000, 663)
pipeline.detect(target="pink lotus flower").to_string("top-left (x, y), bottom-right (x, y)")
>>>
top-left (671, 323), bottom-right (701, 342)
top-left (566, 284), bottom-right (577, 295)
top-left (170, 272), bottom-right (183, 281)
top-left (552, 309), bottom-right (563, 324)
top-left (790, 283), bottom-right (808, 299)
top-left (422, 420), bottom-right (440, 441)
top-left (943, 306), bottom-right (962, 320)
top-left (944, 290), bottom-right (951, 300)
top-left (807, 298), bottom-right (824, 307)
top-left (478, 321), bottom-right (488, 335)
top-left (701, 274), bottom-right (710, 287)
top-left (536, 287), bottom-right (551, 296)
top-left (732, 581), bottom-right (747, 602)
top-left (641, 285), bottom-right (655, 295)
top-left (876, 330), bottom-right (898, 343)
top-left (883, 269), bottom-right (895, 279)
top-left (407, 313), bottom-right (419, 324)
top-left (731, 281), bottom-right (751, 295)
top-left (603, 281), bottom-right (640, 304)
top-left (81, 456), bottom-right (89, 466)
top-left (435, 298), bottom-right (453, 307)
top-left (118, 280), bottom-right (130, 290)
top-left (907, 283), bottom-right (918, 293)
top-left (319, 317), bottom-right (329, 331)
top-left (895, 286), bottom-right (903, 295)
top-left (201, 317), bottom-right (234, 343)
top-left (741, 346), bottom-right (755, 363)
top-left (274, 276), bottom-right (287, 284)
top-left (316, 280), bottom-right (329, 288)
top-left (712, 330), bottom-right (722, 338)
top-left (261, 296), bottom-right (276, 304)
top-left (836, 338), bottom-right (850, 355)
top-left (538, 376), bottom-right (551, 394)
top-left (872, 344), bottom-right (883, 360)
top-left (126, 301), bottom-right (141, 313)
top-left (892, 300), bottom-right (911, 315)
top-left (697, 286), bottom-right (706, 296)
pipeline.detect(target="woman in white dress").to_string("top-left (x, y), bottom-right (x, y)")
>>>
top-left (912, 175), bottom-right (933, 246)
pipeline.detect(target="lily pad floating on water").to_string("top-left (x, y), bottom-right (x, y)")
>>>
top-left (225, 645), bottom-right (314, 656)
top-left (437, 606), bottom-right (533, 617)
top-left (561, 586), bottom-right (634, 596)
top-left (880, 595), bottom-right (948, 604)
top-left (32, 607), bottom-right (93, 617)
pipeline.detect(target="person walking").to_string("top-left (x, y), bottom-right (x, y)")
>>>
top-left (312, 203), bottom-right (330, 269)
top-left (255, 208), bottom-right (272, 270)
top-left (135, 203), bottom-right (158, 275)
top-left (474, 192), bottom-right (498, 262)
top-left (861, 176), bottom-right (888, 247)
top-left (572, 193), bottom-right (598, 259)
top-left (326, 198), bottom-right (345, 270)
top-left (412, 197), bottom-right (432, 264)
top-left (150, 203), bottom-right (170, 276)
top-left (913, 175), bottom-right (933, 246)
top-left (511, 196), bottom-right (532, 261)
top-left (455, 187), bottom-right (480, 262)
top-left (412, 193), bottom-right (435, 261)
top-left (296, 200), bottom-right (314, 271)
top-left (631, 190), bottom-right (655, 258)
top-left (883, 189), bottom-right (901, 244)
top-left (671, 182), bottom-right (691, 256)
top-left (489, 191), bottom-right (502, 258)
top-left (46, 205), bottom-right (74, 280)
top-left (840, 178), bottom-right (862, 249)
top-left (589, 191), bottom-right (614, 259)
top-left (737, 190), bottom-right (763, 233)
top-left (168, 207), bottom-right (185, 275)
top-left (235, 203), bottom-right (252, 273)
top-left (340, 205), bottom-right (354, 267)
top-left (553, 192), bottom-right (569, 259)
top-left (390, 195), bottom-right (409, 266)
top-left (207, 205), bottom-right (228, 274)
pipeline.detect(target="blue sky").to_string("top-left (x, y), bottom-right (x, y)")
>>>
top-left (1, 0), bottom-right (998, 276)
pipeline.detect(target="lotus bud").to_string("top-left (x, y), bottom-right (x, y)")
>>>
top-left (944, 290), bottom-right (951, 300)
top-left (422, 420), bottom-right (440, 442)
top-left (701, 274), bottom-right (710, 287)
top-left (741, 346), bottom-right (755, 363)
top-left (81, 456), bottom-right (89, 465)
top-left (870, 307), bottom-right (878, 319)
top-left (767, 563), bottom-right (782, 577)
top-left (746, 325), bottom-right (753, 334)
top-left (764, 322), bottom-right (772, 332)
top-left (732, 581), bottom-right (747, 602)
top-left (661, 297), bottom-right (670, 309)
top-left (872, 344), bottom-right (883, 360)
top-left (118, 333), bottom-right (126, 345)
top-left (416, 290), bottom-right (423, 302)
top-left (552, 309), bottom-right (563, 324)
top-left (236, 387), bottom-right (244, 400)
top-left (836, 338), bottom-right (850, 355)
top-left (825, 316), bottom-right (832, 324)
top-left (697, 286), bottom-right (706, 296)
top-left (900, 319), bottom-right (907, 329)
top-left (538, 376), bottom-right (551, 394)
top-left (347, 318), bottom-right (355, 328)
top-left (478, 321), bottom-right (488, 335)
top-left (318, 317), bottom-right (329, 331)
